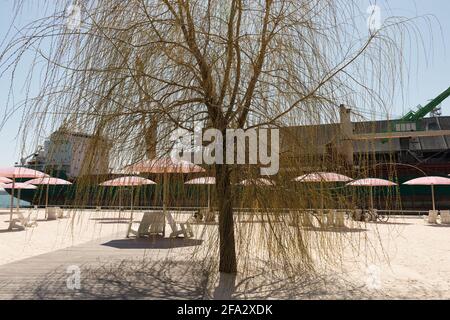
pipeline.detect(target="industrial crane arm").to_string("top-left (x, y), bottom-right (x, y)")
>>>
top-left (401, 86), bottom-right (450, 122)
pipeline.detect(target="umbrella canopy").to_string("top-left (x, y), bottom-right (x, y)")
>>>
top-left (1, 183), bottom-right (37, 226)
top-left (1, 182), bottom-right (38, 190)
top-left (26, 177), bottom-right (72, 186)
top-left (403, 176), bottom-right (450, 211)
top-left (125, 157), bottom-right (205, 214)
top-left (100, 176), bottom-right (156, 187)
top-left (0, 167), bottom-right (48, 179)
top-left (0, 168), bottom-right (46, 229)
top-left (239, 178), bottom-right (275, 186)
top-left (295, 172), bottom-right (353, 183)
top-left (126, 157), bottom-right (205, 174)
top-left (403, 176), bottom-right (450, 186)
top-left (26, 177), bottom-right (72, 218)
top-left (347, 178), bottom-right (396, 211)
top-left (0, 177), bottom-right (13, 184)
top-left (100, 176), bottom-right (156, 221)
top-left (347, 178), bottom-right (397, 187)
top-left (185, 177), bottom-right (216, 185)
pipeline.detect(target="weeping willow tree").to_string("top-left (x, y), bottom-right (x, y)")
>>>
top-left (0, 0), bottom-right (425, 275)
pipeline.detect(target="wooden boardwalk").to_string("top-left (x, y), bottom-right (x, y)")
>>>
top-left (0, 236), bottom-right (206, 299)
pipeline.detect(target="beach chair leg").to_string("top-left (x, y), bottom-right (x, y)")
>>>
top-left (180, 224), bottom-right (189, 238)
top-left (184, 223), bottom-right (194, 237)
top-left (126, 222), bottom-right (133, 238)
top-left (8, 220), bottom-right (25, 231)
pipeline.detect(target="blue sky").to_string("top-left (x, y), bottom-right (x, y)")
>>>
top-left (0, 0), bottom-right (450, 167)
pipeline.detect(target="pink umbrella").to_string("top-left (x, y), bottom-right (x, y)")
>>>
top-left (0, 167), bottom-right (49, 178)
top-left (186, 177), bottom-right (216, 210)
top-left (347, 178), bottom-right (397, 210)
top-left (403, 176), bottom-right (450, 211)
top-left (126, 157), bottom-right (205, 213)
top-left (1, 182), bottom-right (38, 230)
top-left (294, 172), bottom-right (353, 209)
top-left (185, 177), bottom-right (216, 185)
top-left (26, 177), bottom-right (72, 218)
top-left (100, 176), bottom-right (156, 218)
top-left (1, 182), bottom-right (38, 189)
top-left (294, 172), bottom-right (353, 183)
top-left (347, 178), bottom-right (397, 187)
top-left (239, 178), bottom-right (275, 186)
top-left (127, 157), bottom-right (205, 174)
top-left (100, 176), bottom-right (156, 187)
top-left (0, 177), bottom-right (13, 184)
top-left (0, 167), bottom-right (48, 224)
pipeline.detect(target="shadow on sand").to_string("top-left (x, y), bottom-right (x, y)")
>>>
top-left (90, 217), bottom-right (132, 222)
top-left (427, 224), bottom-right (450, 228)
top-left (370, 222), bottom-right (412, 226)
top-left (102, 238), bottom-right (203, 249)
top-left (0, 228), bottom-right (22, 234)
top-left (301, 226), bottom-right (368, 233)
top-left (14, 259), bottom-right (374, 300)
top-left (96, 221), bottom-right (131, 225)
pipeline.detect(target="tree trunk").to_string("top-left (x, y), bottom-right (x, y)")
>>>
top-left (216, 163), bottom-right (237, 273)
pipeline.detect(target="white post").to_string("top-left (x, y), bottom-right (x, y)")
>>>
top-left (431, 184), bottom-right (436, 211)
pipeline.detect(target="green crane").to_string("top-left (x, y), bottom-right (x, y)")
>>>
top-left (394, 86), bottom-right (450, 132)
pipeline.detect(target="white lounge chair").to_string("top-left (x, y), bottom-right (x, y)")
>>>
top-left (288, 210), bottom-right (314, 227)
top-left (127, 211), bottom-right (165, 238)
top-left (440, 210), bottom-right (450, 224)
top-left (202, 209), bottom-right (216, 223)
top-left (301, 211), bottom-right (315, 227)
top-left (334, 211), bottom-right (346, 228)
top-left (166, 212), bottom-right (194, 238)
top-left (351, 209), bottom-right (363, 221)
top-left (428, 210), bottom-right (438, 224)
top-left (46, 207), bottom-right (68, 220)
top-left (9, 211), bottom-right (38, 230)
top-left (315, 210), bottom-right (327, 227)
top-left (46, 207), bottom-right (58, 220)
top-left (367, 209), bottom-right (378, 222)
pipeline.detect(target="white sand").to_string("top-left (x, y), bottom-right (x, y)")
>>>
top-left (0, 209), bottom-right (130, 266)
top-left (0, 209), bottom-right (449, 299)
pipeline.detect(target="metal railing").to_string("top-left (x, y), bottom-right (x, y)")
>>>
top-left (12, 205), bottom-right (430, 217)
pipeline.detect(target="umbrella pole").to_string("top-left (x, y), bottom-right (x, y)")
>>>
top-left (431, 184), bottom-right (436, 211)
top-left (119, 186), bottom-right (122, 212)
top-left (162, 172), bottom-right (169, 238)
top-left (17, 189), bottom-right (21, 213)
top-left (163, 172), bottom-right (168, 215)
top-left (320, 182), bottom-right (324, 210)
top-left (370, 186), bottom-right (374, 210)
top-left (130, 188), bottom-right (134, 222)
top-left (8, 177), bottom-right (15, 230)
top-left (45, 184), bottom-right (49, 219)
top-left (207, 184), bottom-right (211, 211)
